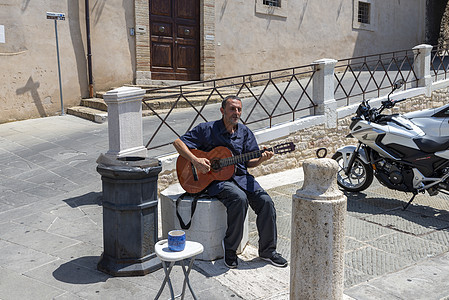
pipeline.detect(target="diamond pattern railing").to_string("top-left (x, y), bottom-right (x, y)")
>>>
top-left (334, 49), bottom-right (418, 106)
top-left (431, 45), bottom-right (449, 81)
top-left (143, 45), bottom-right (449, 154)
top-left (143, 65), bottom-right (316, 151)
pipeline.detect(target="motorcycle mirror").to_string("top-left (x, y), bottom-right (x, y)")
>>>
top-left (393, 79), bottom-right (406, 91)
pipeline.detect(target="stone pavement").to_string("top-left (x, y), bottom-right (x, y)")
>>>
top-left (1, 115), bottom-right (449, 299)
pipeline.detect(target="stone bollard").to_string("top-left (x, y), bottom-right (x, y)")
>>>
top-left (103, 86), bottom-right (147, 158)
top-left (290, 158), bottom-right (347, 300)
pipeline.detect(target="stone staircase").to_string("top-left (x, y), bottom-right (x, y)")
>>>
top-left (67, 82), bottom-right (252, 123)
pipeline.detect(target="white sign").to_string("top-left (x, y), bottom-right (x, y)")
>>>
top-left (0, 25), bottom-right (4, 43)
top-left (46, 12), bottom-right (65, 20)
top-left (205, 34), bottom-right (215, 41)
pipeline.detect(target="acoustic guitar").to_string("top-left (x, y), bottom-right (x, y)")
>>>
top-left (176, 142), bottom-right (296, 194)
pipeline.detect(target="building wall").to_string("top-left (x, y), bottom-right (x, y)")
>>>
top-left (213, 0), bottom-right (426, 77)
top-left (0, 0), bottom-right (134, 123)
top-left (0, 0), bottom-right (428, 123)
top-left (135, 0), bottom-right (427, 82)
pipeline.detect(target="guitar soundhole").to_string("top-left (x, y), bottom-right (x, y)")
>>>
top-left (210, 159), bottom-right (221, 171)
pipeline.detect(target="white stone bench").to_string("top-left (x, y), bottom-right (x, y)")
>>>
top-left (160, 183), bottom-right (248, 261)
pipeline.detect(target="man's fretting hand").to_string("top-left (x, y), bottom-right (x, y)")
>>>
top-left (259, 149), bottom-right (274, 163)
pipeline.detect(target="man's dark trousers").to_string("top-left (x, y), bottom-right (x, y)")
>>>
top-left (215, 181), bottom-right (277, 258)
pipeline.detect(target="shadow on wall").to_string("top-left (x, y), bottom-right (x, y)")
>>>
top-left (92, 0), bottom-right (106, 25)
top-left (20, 0), bottom-right (31, 11)
top-left (67, 0), bottom-right (88, 99)
top-left (16, 76), bottom-right (47, 117)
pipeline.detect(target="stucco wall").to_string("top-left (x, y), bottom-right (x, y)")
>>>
top-left (214, 0), bottom-right (426, 78)
top-left (0, 0), bottom-right (429, 123)
top-left (0, 0), bottom-right (134, 123)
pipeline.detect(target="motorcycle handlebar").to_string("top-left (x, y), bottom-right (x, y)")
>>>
top-left (381, 98), bottom-right (407, 109)
top-left (357, 98), bottom-right (406, 121)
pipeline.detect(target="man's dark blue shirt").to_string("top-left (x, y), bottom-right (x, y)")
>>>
top-left (180, 119), bottom-right (262, 196)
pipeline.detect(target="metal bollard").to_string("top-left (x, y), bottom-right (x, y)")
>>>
top-left (290, 158), bottom-right (346, 300)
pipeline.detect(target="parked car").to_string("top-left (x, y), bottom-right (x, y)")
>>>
top-left (404, 103), bottom-right (449, 136)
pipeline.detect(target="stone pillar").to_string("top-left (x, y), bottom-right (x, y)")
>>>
top-left (313, 59), bottom-right (338, 128)
top-left (412, 44), bottom-right (433, 96)
top-left (103, 86), bottom-right (147, 158)
top-left (134, 0), bottom-right (152, 85)
top-left (290, 158), bottom-right (347, 300)
top-left (200, 0), bottom-right (216, 81)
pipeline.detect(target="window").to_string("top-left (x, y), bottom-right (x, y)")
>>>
top-left (263, 0), bottom-right (281, 7)
top-left (358, 2), bottom-right (370, 24)
top-left (256, 0), bottom-right (287, 18)
top-left (353, 0), bottom-right (376, 31)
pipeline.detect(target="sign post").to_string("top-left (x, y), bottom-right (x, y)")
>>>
top-left (47, 12), bottom-right (66, 115)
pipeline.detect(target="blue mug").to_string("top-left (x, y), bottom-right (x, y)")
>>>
top-left (168, 230), bottom-right (186, 251)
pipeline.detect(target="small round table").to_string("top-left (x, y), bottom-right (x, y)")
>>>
top-left (154, 239), bottom-right (204, 300)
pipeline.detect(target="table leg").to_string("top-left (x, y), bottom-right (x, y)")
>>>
top-left (154, 261), bottom-right (175, 300)
top-left (180, 257), bottom-right (198, 300)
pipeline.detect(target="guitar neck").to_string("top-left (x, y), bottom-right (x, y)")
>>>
top-left (219, 147), bottom-right (273, 168)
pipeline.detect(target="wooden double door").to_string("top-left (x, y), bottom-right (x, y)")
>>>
top-left (149, 0), bottom-right (200, 81)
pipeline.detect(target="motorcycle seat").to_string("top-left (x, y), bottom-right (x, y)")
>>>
top-left (413, 135), bottom-right (449, 153)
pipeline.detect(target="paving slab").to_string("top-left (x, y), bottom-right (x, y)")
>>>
top-left (196, 245), bottom-right (289, 299)
top-left (366, 231), bottom-right (447, 262)
top-left (0, 266), bottom-right (65, 300)
top-left (363, 209), bottom-right (449, 235)
top-left (345, 252), bottom-right (449, 300)
top-left (0, 222), bottom-right (79, 254)
top-left (0, 243), bottom-right (58, 273)
top-left (2, 115), bottom-right (449, 299)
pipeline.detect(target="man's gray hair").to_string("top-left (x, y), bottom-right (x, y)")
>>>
top-left (221, 95), bottom-right (242, 109)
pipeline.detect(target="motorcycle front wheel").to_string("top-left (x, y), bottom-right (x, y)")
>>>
top-left (332, 152), bottom-right (373, 192)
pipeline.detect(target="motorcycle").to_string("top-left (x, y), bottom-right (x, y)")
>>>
top-left (332, 79), bottom-right (449, 209)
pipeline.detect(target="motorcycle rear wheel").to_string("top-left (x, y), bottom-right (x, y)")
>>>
top-left (332, 152), bottom-right (373, 192)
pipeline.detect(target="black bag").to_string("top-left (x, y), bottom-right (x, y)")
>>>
top-left (175, 192), bottom-right (209, 230)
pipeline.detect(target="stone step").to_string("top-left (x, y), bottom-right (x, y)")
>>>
top-left (66, 106), bottom-right (108, 123)
top-left (133, 79), bottom-right (199, 87)
top-left (81, 97), bottom-right (107, 111)
top-left (79, 95), bottom-right (224, 112)
top-left (71, 83), bottom-right (253, 123)
top-left (96, 86), bottom-right (252, 99)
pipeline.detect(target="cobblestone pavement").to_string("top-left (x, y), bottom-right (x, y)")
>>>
top-left (247, 178), bottom-right (449, 298)
top-left (2, 115), bottom-right (449, 299)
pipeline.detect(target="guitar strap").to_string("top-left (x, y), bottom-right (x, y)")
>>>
top-left (175, 192), bottom-right (208, 230)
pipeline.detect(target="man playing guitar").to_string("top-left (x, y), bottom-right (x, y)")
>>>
top-left (173, 95), bottom-right (288, 269)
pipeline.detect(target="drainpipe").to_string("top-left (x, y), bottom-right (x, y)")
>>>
top-left (85, 0), bottom-right (94, 98)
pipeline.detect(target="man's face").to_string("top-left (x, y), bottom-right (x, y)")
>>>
top-left (221, 99), bottom-right (242, 126)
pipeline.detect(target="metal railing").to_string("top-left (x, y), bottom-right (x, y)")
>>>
top-left (143, 65), bottom-right (317, 152)
top-left (334, 49), bottom-right (417, 106)
top-left (431, 46), bottom-right (449, 81)
top-left (143, 45), bottom-right (449, 153)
